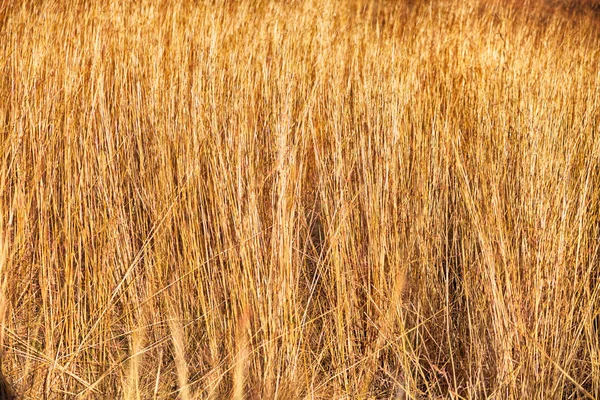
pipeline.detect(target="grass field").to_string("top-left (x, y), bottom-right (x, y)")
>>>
top-left (1, 0), bottom-right (599, 398)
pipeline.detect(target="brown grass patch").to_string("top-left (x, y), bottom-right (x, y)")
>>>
top-left (0, 0), bottom-right (599, 398)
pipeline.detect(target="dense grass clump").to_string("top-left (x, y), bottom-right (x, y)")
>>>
top-left (1, 0), bottom-right (599, 398)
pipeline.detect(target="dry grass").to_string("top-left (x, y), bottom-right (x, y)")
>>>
top-left (1, 0), bottom-right (599, 398)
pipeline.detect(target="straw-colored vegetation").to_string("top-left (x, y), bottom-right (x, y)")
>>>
top-left (1, 0), bottom-right (599, 398)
